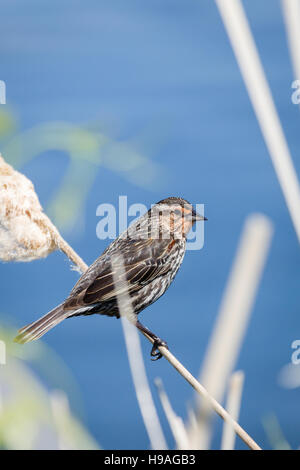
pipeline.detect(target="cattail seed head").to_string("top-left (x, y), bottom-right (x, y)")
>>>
top-left (0, 154), bottom-right (57, 261)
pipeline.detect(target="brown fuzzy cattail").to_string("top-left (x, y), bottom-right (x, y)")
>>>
top-left (0, 154), bottom-right (87, 271)
top-left (0, 154), bottom-right (57, 261)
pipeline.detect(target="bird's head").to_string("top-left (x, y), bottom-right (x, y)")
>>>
top-left (150, 197), bottom-right (207, 239)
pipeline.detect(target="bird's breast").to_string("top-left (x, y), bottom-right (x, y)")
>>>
top-left (132, 239), bottom-right (186, 313)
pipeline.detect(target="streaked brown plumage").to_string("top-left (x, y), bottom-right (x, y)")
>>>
top-left (15, 197), bottom-right (206, 359)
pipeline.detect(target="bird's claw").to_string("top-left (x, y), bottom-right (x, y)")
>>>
top-left (150, 338), bottom-right (168, 361)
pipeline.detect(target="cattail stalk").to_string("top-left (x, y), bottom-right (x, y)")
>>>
top-left (111, 255), bottom-right (168, 450)
top-left (154, 377), bottom-right (190, 450)
top-left (221, 371), bottom-right (245, 450)
top-left (215, 0), bottom-right (300, 244)
top-left (281, 0), bottom-right (300, 89)
top-left (192, 214), bottom-right (272, 449)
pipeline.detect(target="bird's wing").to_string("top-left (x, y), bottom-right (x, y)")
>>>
top-left (63, 238), bottom-right (176, 310)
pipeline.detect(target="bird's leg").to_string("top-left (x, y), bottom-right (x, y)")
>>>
top-left (135, 319), bottom-right (168, 360)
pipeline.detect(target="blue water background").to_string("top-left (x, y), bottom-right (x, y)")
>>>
top-left (1, 0), bottom-right (300, 449)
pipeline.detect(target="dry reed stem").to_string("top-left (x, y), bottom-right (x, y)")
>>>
top-left (215, 0), bottom-right (300, 244)
top-left (193, 214), bottom-right (273, 449)
top-left (281, 0), bottom-right (300, 88)
top-left (50, 390), bottom-right (73, 450)
top-left (154, 377), bottom-right (190, 450)
top-left (46, 221), bottom-right (88, 274)
top-left (111, 255), bottom-right (168, 450)
top-left (221, 371), bottom-right (245, 450)
top-left (147, 337), bottom-right (261, 450)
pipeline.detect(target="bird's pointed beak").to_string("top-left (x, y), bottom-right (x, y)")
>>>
top-left (192, 209), bottom-right (207, 222)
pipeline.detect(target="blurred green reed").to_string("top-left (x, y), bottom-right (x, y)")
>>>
top-left (0, 107), bottom-right (165, 232)
top-left (0, 324), bottom-right (99, 450)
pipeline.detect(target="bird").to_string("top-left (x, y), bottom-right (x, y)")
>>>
top-left (15, 196), bottom-right (207, 359)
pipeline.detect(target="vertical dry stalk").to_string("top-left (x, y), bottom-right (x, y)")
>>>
top-left (215, 0), bottom-right (300, 243)
top-left (278, 362), bottom-right (300, 389)
top-left (192, 214), bottom-right (272, 449)
top-left (111, 255), bottom-right (168, 450)
top-left (160, 347), bottom-right (261, 450)
top-left (0, 384), bottom-right (3, 415)
top-left (221, 371), bottom-right (245, 450)
top-left (281, 0), bottom-right (300, 87)
top-left (50, 390), bottom-right (73, 450)
top-left (154, 378), bottom-right (190, 450)
top-left (46, 222), bottom-right (88, 273)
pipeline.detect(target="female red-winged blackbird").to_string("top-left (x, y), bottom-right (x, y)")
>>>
top-left (15, 197), bottom-right (206, 359)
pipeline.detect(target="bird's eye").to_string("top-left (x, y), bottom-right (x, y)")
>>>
top-left (174, 209), bottom-right (182, 216)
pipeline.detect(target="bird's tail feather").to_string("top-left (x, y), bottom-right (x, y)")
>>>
top-left (14, 303), bottom-right (70, 344)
